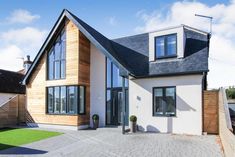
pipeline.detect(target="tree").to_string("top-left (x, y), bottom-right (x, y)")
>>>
top-left (226, 86), bottom-right (235, 99)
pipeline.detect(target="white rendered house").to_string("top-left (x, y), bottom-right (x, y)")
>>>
top-left (23, 9), bottom-right (209, 135)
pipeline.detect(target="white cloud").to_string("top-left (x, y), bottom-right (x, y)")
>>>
top-left (108, 16), bottom-right (118, 26)
top-left (135, 0), bottom-right (235, 88)
top-left (7, 9), bottom-right (40, 24)
top-left (1, 27), bottom-right (47, 53)
top-left (0, 45), bottom-right (24, 71)
top-left (0, 27), bottom-right (47, 71)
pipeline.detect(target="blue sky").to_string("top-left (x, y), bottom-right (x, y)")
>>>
top-left (0, 0), bottom-right (230, 38)
top-left (0, 0), bottom-right (234, 88)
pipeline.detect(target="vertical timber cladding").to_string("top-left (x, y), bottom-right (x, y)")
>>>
top-left (203, 90), bottom-right (219, 134)
top-left (78, 30), bottom-right (90, 126)
top-left (26, 20), bottom-right (90, 126)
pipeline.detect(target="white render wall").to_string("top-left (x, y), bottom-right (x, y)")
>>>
top-left (129, 75), bottom-right (203, 135)
top-left (90, 43), bottom-right (106, 127)
top-left (0, 93), bottom-right (16, 107)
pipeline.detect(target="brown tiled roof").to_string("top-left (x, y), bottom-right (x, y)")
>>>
top-left (0, 69), bottom-right (25, 94)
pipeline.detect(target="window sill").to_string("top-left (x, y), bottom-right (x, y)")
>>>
top-left (153, 115), bottom-right (176, 118)
top-left (46, 113), bottom-right (85, 116)
top-left (46, 78), bottom-right (66, 81)
top-left (155, 55), bottom-right (177, 60)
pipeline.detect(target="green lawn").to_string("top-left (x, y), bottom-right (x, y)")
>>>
top-left (0, 128), bottom-right (62, 150)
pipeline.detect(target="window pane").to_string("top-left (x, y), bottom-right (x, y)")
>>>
top-left (61, 29), bottom-right (66, 42)
top-left (154, 88), bottom-right (164, 116)
top-left (68, 86), bottom-right (78, 114)
top-left (61, 41), bottom-right (66, 60)
top-left (106, 58), bottom-right (111, 88)
top-left (125, 78), bottom-right (128, 87)
top-left (165, 87), bottom-right (176, 116)
top-left (79, 86), bottom-right (85, 114)
top-left (155, 88), bottom-right (163, 97)
top-left (54, 87), bottom-right (60, 113)
top-left (167, 35), bottom-right (176, 56)
top-left (54, 61), bottom-right (60, 79)
top-left (112, 64), bottom-right (122, 87)
top-left (60, 86), bottom-right (66, 113)
top-left (48, 49), bottom-right (54, 80)
top-left (61, 60), bottom-right (66, 78)
top-left (54, 41), bottom-right (61, 60)
top-left (106, 90), bottom-right (111, 124)
top-left (156, 37), bottom-right (165, 57)
top-left (47, 88), bottom-right (53, 113)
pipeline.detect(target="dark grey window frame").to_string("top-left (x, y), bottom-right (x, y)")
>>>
top-left (105, 57), bottom-right (129, 125)
top-left (46, 85), bottom-right (86, 115)
top-left (47, 28), bottom-right (66, 80)
top-left (154, 33), bottom-right (177, 59)
top-left (152, 86), bottom-right (176, 117)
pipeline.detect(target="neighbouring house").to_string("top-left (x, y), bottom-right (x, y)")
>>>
top-left (22, 9), bottom-right (210, 135)
top-left (0, 69), bottom-right (26, 128)
top-left (0, 69), bottom-right (25, 104)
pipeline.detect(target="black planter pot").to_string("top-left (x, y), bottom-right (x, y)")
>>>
top-left (93, 119), bottom-right (99, 129)
top-left (130, 121), bottom-right (137, 133)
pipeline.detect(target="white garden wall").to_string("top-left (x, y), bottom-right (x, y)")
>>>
top-left (129, 74), bottom-right (203, 135)
top-left (0, 93), bottom-right (16, 107)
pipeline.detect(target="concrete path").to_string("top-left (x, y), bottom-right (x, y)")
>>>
top-left (0, 127), bottom-right (224, 157)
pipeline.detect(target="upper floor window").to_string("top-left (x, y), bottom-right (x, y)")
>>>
top-left (155, 34), bottom-right (177, 59)
top-left (48, 29), bottom-right (66, 80)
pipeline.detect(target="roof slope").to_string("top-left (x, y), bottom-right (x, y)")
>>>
top-left (68, 10), bottom-right (149, 76)
top-left (112, 33), bottom-right (149, 57)
top-left (23, 9), bottom-right (209, 83)
top-left (23, 9), bottom-right (149, 84)
top-left (0, 69), bottom-right (25, 94)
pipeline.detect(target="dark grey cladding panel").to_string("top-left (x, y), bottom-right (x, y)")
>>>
top-left (149, 47), bottom-right (208, 75)
top-left (112, 33), bottom-right (149, 57)
top-left (184, 28), bottom-right (208, 41)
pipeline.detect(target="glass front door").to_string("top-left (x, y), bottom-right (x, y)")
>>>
top-left (106, 88), bottom-right (128, 126)
top-left (106, 57), bottom-right (129, 126)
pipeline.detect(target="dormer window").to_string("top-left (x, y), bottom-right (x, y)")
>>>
top-left (155, 34), bottom-right (177, 59)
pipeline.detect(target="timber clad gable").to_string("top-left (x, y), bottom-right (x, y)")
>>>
top-left (26, 20), bottom-right (90, 126)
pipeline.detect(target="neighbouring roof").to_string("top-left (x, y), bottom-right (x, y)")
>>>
top-left (23, 9), bottom-right (209, 84)
top-left (0, 69), bottom-right (25, 94)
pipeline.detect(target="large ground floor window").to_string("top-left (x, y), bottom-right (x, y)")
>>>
top-left (47, 85), bottom-right (85, 115)
top-left (153, 86), bottom-right (176, 117)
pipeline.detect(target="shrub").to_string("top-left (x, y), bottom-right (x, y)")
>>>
top-left (226, 86), bottom-right (235, 99)
top-left (129, 115), bottom-right (137, 122)
top-left (92, 114), bottom-right (99, 121)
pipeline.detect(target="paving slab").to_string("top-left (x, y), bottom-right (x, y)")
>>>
top-left (0, 127), bottom-right (224, 157)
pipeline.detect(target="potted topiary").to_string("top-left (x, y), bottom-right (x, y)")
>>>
top-left (129, 115), bottom-right (137, 133)
top-left (92, 114), bottom-right (99, 129)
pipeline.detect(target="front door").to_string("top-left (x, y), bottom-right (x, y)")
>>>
top-left (106, 88), bottom-right (128, 126)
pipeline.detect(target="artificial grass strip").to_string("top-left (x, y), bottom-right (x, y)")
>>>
top-left (0, 128), bottom-right (62, 150)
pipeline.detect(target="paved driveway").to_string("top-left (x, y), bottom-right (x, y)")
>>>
top-left (0, 127), bottom-right (223, 157)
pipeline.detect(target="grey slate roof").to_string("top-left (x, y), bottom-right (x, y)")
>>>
top-left (0, 69), bottom-right (25, 94)
top-left (112, 33), bottom-right (149, 57)
top-left (68, 10), bottom-right (149, 77)
top-left (23, 9), bottom-right (209, 83)
top-left (114, 27), bottom-right (209, 77)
